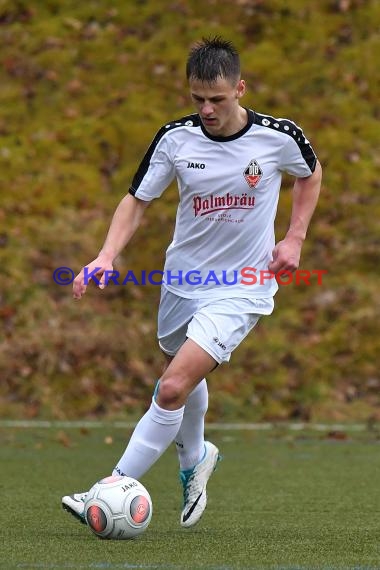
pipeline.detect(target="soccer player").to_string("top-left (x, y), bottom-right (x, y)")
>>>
top-left (62, 36), bottom-right (322, 528)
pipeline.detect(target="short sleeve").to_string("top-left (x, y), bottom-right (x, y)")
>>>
top-left (279, 121), bottom-right (317, 177)
top-left (129, 130), bottom-right (175, 200)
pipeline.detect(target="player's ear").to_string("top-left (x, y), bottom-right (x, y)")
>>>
top-left (236, 79), bottom-right (246, 99)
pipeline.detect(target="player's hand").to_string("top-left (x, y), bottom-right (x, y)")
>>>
top-left (73, 256), bottom-right (114, 299)
top-left (268, 236), bottom-right (302, 274)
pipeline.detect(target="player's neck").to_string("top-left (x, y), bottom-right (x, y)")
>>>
top-left (223, 106), bottom-right (248, 137)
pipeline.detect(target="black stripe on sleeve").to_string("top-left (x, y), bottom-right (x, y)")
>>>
top-left (253, 111), bottom-right (317, 172)
top-left (129, 114), bottom-right (199, 196)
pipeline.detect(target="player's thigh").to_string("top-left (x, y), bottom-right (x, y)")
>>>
top-left (157, 338), bottom-right (218, 408)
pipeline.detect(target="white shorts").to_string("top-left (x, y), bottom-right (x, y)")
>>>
top-left (157, 287), bottom-right (274, 364)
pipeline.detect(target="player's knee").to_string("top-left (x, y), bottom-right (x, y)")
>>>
top-left (156, 377), bottom-right (185, 409)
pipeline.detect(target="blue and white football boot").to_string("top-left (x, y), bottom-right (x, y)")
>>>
top-left (62, 492), bottom-right (88, 524)
top-left (179, 441), bottom-right (221, 528)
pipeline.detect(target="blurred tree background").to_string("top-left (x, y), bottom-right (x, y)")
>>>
top-left (0, 0), bottom-right (379, 422)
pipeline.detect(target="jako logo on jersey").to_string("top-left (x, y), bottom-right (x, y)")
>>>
top-left (187, 162), bottom-right (206, 169)
top-left (244, 159), bottom-right (263, 188)
top-left (193, 192), bottom-right (255, 216)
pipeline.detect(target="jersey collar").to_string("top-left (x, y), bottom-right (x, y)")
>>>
top-left (199, 108), bottom-right (254, 142)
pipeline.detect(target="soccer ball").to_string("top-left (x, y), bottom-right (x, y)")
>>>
top-left (84, 475), bottom-right (152, 540)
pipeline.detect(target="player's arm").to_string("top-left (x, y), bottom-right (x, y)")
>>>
top-left (73, 194), bottom-right (150, 299)
top-left (269, 160), bottom-right (322, 273)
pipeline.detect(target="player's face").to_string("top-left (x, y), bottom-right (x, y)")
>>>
top-left (189, 77), bottom-right (246, 137)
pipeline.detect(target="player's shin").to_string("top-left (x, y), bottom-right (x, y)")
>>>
top-left (175, 378), bottom-right (209, 470)
top-left (113, 396), bottom-right (184, 480)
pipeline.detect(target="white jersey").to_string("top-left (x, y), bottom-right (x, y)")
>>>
top-left (129, 108), bottom-right (317, 299)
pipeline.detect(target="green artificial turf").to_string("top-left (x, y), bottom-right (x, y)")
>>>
top-left (0, 425), bottom-right (379, 569)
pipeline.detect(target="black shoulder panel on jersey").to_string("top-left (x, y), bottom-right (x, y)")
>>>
top-left (252, 111), bottom-right (317, 172)
top-left (129, 114), bottom-right (200, 195)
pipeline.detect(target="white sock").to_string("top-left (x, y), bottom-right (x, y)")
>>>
top-left (113, 398), bottom-right (184, 480)
top-left (175, 378), bottom-right (209, 470)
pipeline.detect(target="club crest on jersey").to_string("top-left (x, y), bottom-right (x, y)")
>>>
top-left (244, 159), bottom-right (263, 188)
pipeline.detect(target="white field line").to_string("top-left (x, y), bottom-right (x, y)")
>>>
top-left (0, 420), bottom-right (369, 431)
